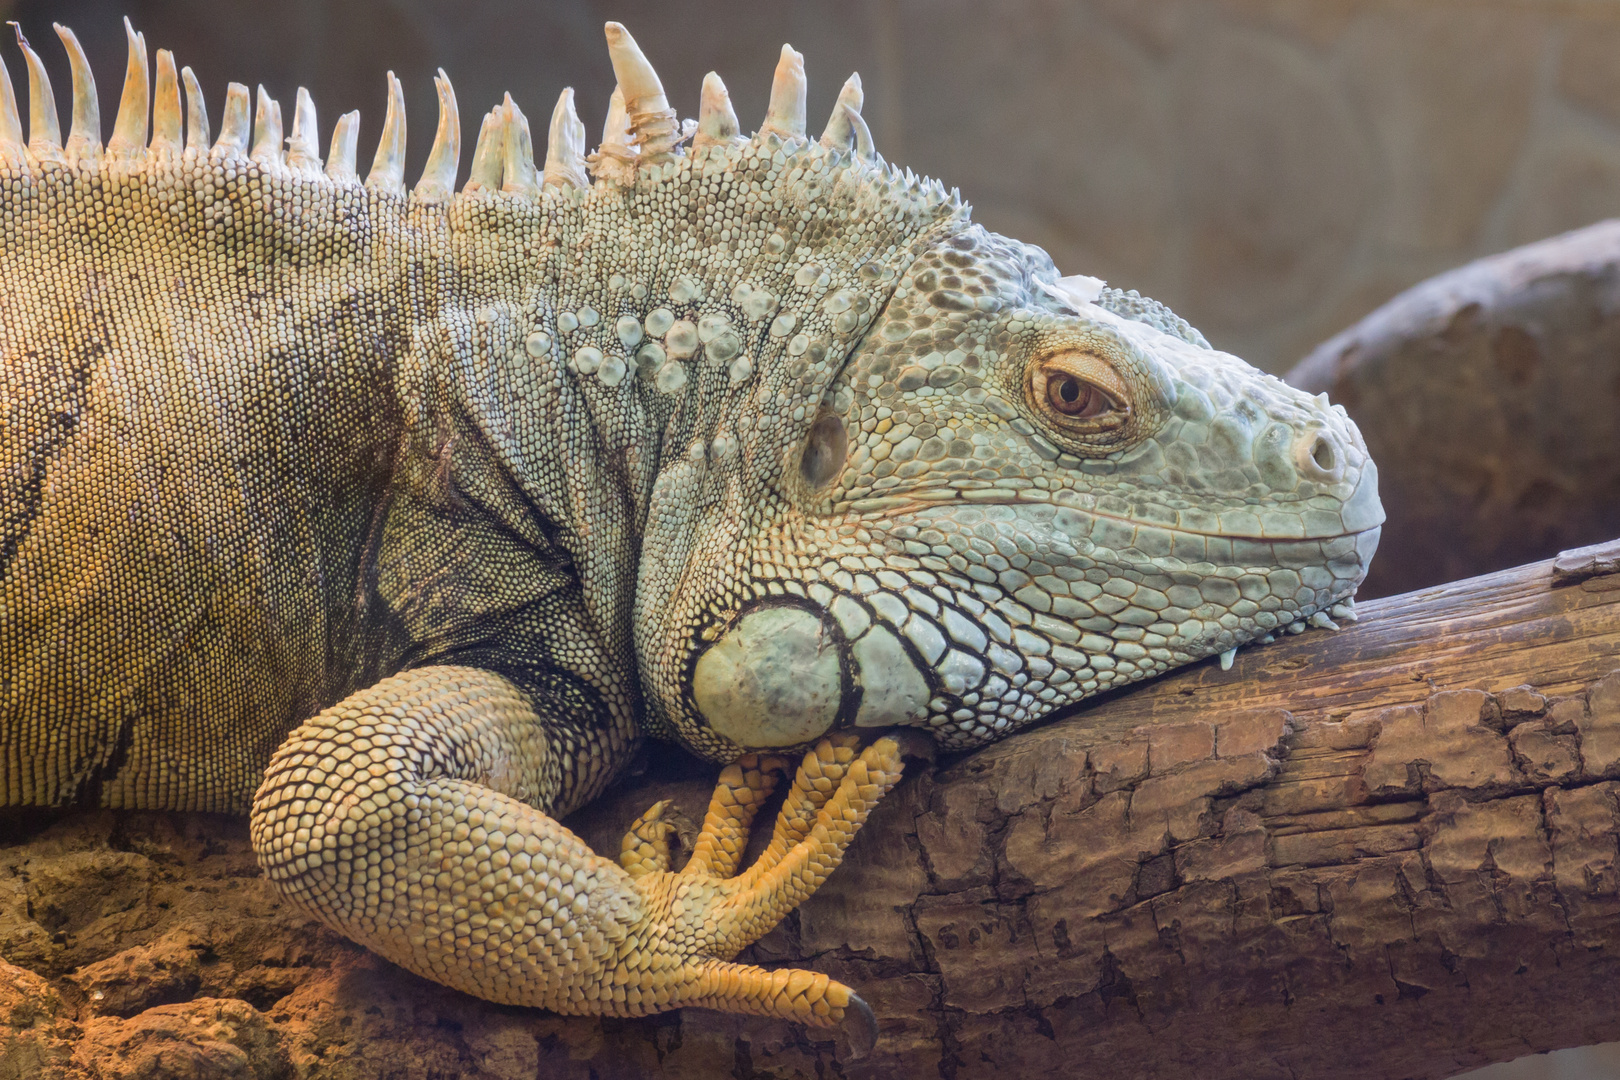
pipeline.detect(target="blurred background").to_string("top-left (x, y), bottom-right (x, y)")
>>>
top-left (3, 2), bottom-right (1619, 1075)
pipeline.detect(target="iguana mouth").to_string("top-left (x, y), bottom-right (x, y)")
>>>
top-left (863, 495), bottom-right (1383, 542)
top-left (859, 494), bottom-right (1382, 543)
top-left (845, 445), bottom-right (1383, 543)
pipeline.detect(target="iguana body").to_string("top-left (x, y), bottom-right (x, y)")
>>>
top-left (0, 20), bottom-right (1382, 1046)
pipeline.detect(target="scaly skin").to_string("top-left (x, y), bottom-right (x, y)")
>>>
top-left (0, 20), bottom-right (1381, 1044)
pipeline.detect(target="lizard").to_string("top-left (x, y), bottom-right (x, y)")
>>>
top-left (0, 17), bottom-right (1383, 1051)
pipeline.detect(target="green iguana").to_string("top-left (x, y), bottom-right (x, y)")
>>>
top-left (0, 18), bottom-right (1383, 1049)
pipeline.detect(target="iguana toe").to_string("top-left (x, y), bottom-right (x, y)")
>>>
top-left (683, 752), bottom-right (788, 878)
top-left (619, 799), bottom-right (676, 877)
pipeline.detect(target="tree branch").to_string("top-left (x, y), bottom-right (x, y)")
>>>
top-left (4, 549), bottom-right (1618, 1079)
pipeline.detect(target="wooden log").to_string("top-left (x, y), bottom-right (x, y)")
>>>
top-left (3, 548), bottom-right (1619, 1079)
top-left (887, 550), bottom-right (1620, 1079)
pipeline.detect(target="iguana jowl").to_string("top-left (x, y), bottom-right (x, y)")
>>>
top-left (0, 19), bottom-right (1383, 1047)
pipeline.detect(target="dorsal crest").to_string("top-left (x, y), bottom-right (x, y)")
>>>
top-left (0, 16), bottom-right (966, 229)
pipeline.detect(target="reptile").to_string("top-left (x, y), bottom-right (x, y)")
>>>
top-left (0, 18), bottom-right (1383, 1050)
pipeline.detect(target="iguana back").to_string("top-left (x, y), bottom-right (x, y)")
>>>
top-left (1, 95), bottom-right (406, 810)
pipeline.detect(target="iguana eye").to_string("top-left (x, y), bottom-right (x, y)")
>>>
top-left (1047, 374), bottom-right (1113, 419)
top-left (1027, 351), bottom-right (1130, 437)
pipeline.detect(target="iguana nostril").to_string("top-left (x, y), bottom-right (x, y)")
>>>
top-left (1297, 431), bottom-right (1343, 480)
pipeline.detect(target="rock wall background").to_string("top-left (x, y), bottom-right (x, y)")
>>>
top-left (11, 0), bottom-right (1620, 375)
top-left (1288, 221), bottom-right (1620, 599)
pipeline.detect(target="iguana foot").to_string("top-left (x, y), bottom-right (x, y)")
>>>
top-left (610, 733), bottom-right (898, 1046)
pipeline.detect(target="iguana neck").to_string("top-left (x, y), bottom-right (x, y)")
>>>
top-left (382, 145), bottom-right (968, 652)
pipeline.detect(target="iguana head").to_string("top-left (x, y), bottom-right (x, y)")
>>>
top-left (616, 35), bottom-right (1384, 758)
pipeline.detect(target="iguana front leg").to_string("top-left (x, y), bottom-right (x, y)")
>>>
top-left (249, 667), bottom-right (899, 1046)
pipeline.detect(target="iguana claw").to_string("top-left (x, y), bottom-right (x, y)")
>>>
top-left (842, 991), bottom-right (879, 1058)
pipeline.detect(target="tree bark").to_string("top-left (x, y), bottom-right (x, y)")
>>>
top-left (4, 546), bottom-right (1620, 1079)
